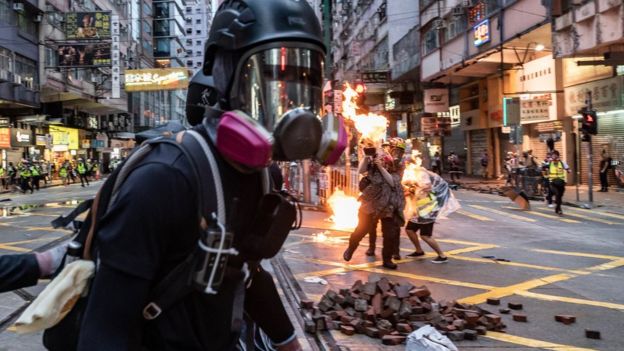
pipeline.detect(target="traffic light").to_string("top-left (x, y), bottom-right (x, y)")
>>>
top-left (580, 109), bottom-right (598, 135)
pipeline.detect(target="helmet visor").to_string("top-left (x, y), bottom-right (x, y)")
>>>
top-left (232, 46), bottom-right (324, 131)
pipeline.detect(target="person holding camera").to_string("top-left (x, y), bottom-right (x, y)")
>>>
top-left (344, 141), bottom-right (405, 269)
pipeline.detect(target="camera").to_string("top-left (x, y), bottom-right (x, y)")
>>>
top-left (363, 147), bottom-right (377, 157)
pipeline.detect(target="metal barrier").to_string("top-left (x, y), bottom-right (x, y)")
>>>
top-left (513, 168), bottom-right (545, 199)
top-left (318, 166), bottom-right (359, 206)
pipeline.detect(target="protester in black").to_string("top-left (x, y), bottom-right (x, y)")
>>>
top-left (599, 151), bottom-right (612, 192)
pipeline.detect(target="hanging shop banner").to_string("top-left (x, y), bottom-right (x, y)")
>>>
top-left (50, 126), bottom-right (80, 150)
top-left (0, 128), bottom-right (10, 149)
top-left (10, 128), bottom-right (33, 147)
top-left (125, 68), bottom-right (190, 92)
top-left (111, 15), bottom-right (120, 99)
top-left (65, 12), bottom-right (111, 39)
top-left (520, 94), bottom-right (552, 122)
top-left (424, 89), bottom-right (449, 113)
top-left (473, 19), bottom-right (490, 47)
top-left (36, 135), bottom-right (49, 146)
top-left (57, 43), bottom-right (111, 67)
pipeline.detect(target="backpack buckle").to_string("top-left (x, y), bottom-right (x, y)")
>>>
top-left (143, 302), bottom-right (162, 320)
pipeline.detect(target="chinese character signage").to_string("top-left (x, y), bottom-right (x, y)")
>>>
top-left (361, 71), bottom-right (389, 84)
top-left (65, 12), bottom-right (111, 39)
top-left (124, 68), bottom-right (190, 92)
top-left (10, 128), bottom-right (33, 147)
top-left (424, 89), bottom-right (449, 113)
top-left (111, 15), bottom-right (121, 98)
top-left (57, 44), bottom-right (111, 67)
top-left (473, 19), bottom-right (490, 47)
top-left (564, 76), bottom-right (623, 116)
top-left (503, 97), bottom-right (521, 126)
top-left (0, 128), bottom-right (10, 149)
top-left (520, 95), bottom-right (552, 122)
top-left (50, 126), bottom-right (80, 150)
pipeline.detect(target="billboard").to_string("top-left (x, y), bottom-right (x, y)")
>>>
top-left (11, 128), bottom-right (33, 147)
top-left (125, 68), bottom-right (190, 92)
top-left (58, 44), bottom-right (111, 67)
top-left (65, 12), bottom-right (111, 39)
top-left (473, 19), bottom-right (490, 47)
top-left (50, 126), bottom-right (80, 150)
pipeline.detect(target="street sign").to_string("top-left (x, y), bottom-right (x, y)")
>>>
top-left (503, 97), bottom-right (520, 126)
top-left (361, 71), bottom-right (389, 83)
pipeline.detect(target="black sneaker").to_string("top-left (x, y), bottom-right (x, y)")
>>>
top-left (431, 256), bottom-right (448, 264)
top-left (392, 254), bottom-right (401, 260)
top-left (407, 251), bottom-right (425, 257)
top-left (382, 261), bottom-right (398, 270)
top-left (343, 248), bottom-right (354, 262)
top-left (365, 248), bottom-right (375, 256)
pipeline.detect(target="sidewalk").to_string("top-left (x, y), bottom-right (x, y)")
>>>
top-left (442, 175), bottom-right (624, 215)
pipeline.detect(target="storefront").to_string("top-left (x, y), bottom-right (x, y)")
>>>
top-left (0, 128), bottom-right (11, 168)
top-left (10, 127), bottom-right (34, 163)
top-left (49, 125), bottom-right (80, 165)
top-left (564, 75), bottom-right (624, 186)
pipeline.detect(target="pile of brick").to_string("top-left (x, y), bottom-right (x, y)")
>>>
top-left (302, 278), bottom-right (506, 345)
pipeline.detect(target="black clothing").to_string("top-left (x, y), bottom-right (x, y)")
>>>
top-left (0, 254), bottom-right (40, 293)
top-left (550, 179), bottom-right (566, 214)
top-left (599, 158), bottom-right (611, 191)
top-left (367, 217), bottom-right (378, 251)
top-left (21, 177), bottom-right (33, 194)
top-left (79, 174), bottom-right (89, 187)
top-left (543, 178), bottom-right (553, 205)
top-left (32, 175), bottom-right (40, 191)
top-left (75, 129), bottom-right (294, 351)
top-left (380, 217), bottom-right (400, 263)
top-left (406, 221), bottom-right (434, 237)
top-left (347, 209), bottom-right (377, 253)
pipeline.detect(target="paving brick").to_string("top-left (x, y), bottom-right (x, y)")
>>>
top-left (317, 297), bottom-right (334, 312)
top-left (396, 323), bottom-right (412, 333)
top-left (452, 319), bottom-right (466, 330)
top-left (412, 287), bottom-right (431, 298)
top-left (585, 329), bottom-right (601, 339)
top-left (499, 308), bottom-right (510, 314)
top-left (447, 331), bottom-right (465, 341)
top-left (340, 315), bottom-right (355, 324)
top-left (464, 329), bottom-right (478, 340)
top-left (365, 307), bottom-right (376, 321)
top-left (486, 298), bottom-right (500, 306)
top-left (352, 280), bottom-right (364, 293)
top-left (409, 314), bottom-right (429, 322)
top-left (377, 319), bottom-right (393, 331)
top-left (333, 294), bottom-right (345, 305)
top-left (464, 312), bottom-right (480, 325)
top-left (300, 299), bottom-right (315, 310)
top-left (382, 335), bottom-right (406, 345)
top-left (508, 302), bottom-right (523, 310)
top-left (365, 327), bottom-right (381, 338)
top-left (399, 301), bottom-right (412, 319)
top-left (385, 296), bottom-right (401, 312)
top-left (304, 318), bottom-right (316, 333)
top-left (411, 306), bottom-right (425, 314)
top-left (343, 294), bottom-right (355, 307)
top-left (395, 284), bottom-right (412, 299)
top-left (475, 326), bottom-right (487, 335)
top-left (345, 307), bottom-right (356, 316)
top-left (512, 314), bottom-right (527, 322)
top-left (371, 293), bottom-right (382, 314)
top-left (339, 288), bottom-right (351, 296)
top-left (421, 302), bottom-right (432, 312)
top-left (555, 315), bottom-right (576, 325)
top-left (340, 325), bottom-right (355, 336)
top-left (485, 314), bottom-right (501, 324)
top-left (325, 290), bottom-right (339, 302)
top-left (380, 308), bottom-right (394, 319)
top-left (354, 299), bottom-right (368, 312)
top-left (348, 317), bottom-right (363, 329)
top-left (377, 278), bottom-right (391, 292)
top-left (362, 282), bottom-right (377, 296)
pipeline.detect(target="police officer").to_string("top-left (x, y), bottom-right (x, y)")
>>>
top-left (19, 160), bottom-right (33, 194)
top-left (71, 1), bottom-right (334, 350)
top-left (30, 161), bottom-right (41, 191)
top-left (547, 150), bottom-right (570, 216)
top-left (77, 158), bottom-right (89, 187)
top-left (60, 161), bottom-right (70, 186)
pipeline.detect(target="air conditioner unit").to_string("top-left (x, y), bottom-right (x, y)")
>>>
top-left (13, 75), bottom-right (22, 85)
top-left (0, 69), bottom-right (8, 81)
top-left (13, 2), bottom-right (24, 12)
top-left (452, 7), bottom-right (464, 16)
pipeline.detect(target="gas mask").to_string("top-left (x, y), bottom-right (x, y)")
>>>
top-left (210, 44), bottom-right (346, 169)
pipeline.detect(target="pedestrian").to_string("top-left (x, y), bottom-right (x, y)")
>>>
top-left (76, 158), bottom-right (89, 187)
top-left (0, 165), bottom-right (6, 190)
top-left (448, 152), bottom-right (461, 182)
top-left (431, 151), bottom-right (441, 175)
top-left (344, 140), bottom-right (405, 269)
top-left (41, 161), bottom-right (49, 185)
top-left (8, 162), bottom-right (16, 188)
top-left (480, 149), bottom-right (489, 179)
top-left (68, 162), bottom-right (76, 184)
top-left (547, 150), bottom-right (570, 216)
top-left (541, 152), bottom-right (554, 207)
top-left (60, 161), bottom-right (69, 186)
top-left (599, 150), bottom-right (612, 192)
top-left (19, 161), bottom-right (33, 194)
top-left (37, 2), bottom-right (336, 349)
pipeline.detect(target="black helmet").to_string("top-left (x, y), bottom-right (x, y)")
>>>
top-left (185, 71), bottom-right (219, 126)
top-left (203, 0), bottom-right (325, 76)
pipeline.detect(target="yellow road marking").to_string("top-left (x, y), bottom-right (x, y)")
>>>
top-left (531, 249), bottom-right (623, 260)
top-left (456, 209), bottom-right (493, 221)
top-left (363, 268), bottom-right (495, 290)
top-left (444, 244), bottom-right (498, 255)
top-left (566, 207), bottom-right (624, 221)
top-left (534, 207), bottom-right (620, 225)
top-left (0, 244), bottom-right (30, 252)
top-left (470, 205), bottom-right (536, 222)
top-left (584, 258), bottom-right (624, 272)
top-left (437, 238), bottom-right (499, 247)
top-left (449, 255), bottom-right (588, 275)
top-left (457, 273), bottom-right (575, 305)
top-left (518, 291), bottom-right (624, 311)
top-left (504, 207), bottom-right (580, 223)
top-left (485, 331), bottom-right (597, 351)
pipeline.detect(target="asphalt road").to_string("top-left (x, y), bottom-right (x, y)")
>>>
top-left (283, 189), bottom-right (624, 351)
top-left (0, 184), bottom-right (622, 350)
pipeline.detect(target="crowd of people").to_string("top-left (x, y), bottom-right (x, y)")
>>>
top-left (343, 138), bottom-right (459, 269)
top-left (0, 158), bottom-right (99, 194)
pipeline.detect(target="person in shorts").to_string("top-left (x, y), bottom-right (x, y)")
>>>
top-left (405, 214), bottom-right (447, 263)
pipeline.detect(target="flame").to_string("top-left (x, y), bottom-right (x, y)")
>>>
top-left (341, 83), bottom-right (388, 144)
top-left (327, 189), bottom-right (360, 230)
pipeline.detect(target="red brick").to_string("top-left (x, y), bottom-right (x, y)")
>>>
top-left (475, 326), bottom-right (487, 335)
top-left (380, 308), bottom-right (394, 319)
top-left (377, 278), bottom-right (391, 292)
top-left (365, 327), bottom-right (380, 338)
top-left (485, 314), bottom-right (501, 324)
top-left (555, 315), bottom-right (576, 325)
top-left (464, 329), bottom-right (478, 340)
top-left (508, 302), bottom-right (523, 310)
top-left (512, 314), bottom-right (527, 322)
top-left (385, 296), bottom-right (401, 312)
top-left (340, 325), bottom-right (355, 336)
top-left (499, 308), bottom-right (510, 314)
top-left (300, 299), bottom-right (315, 309)
top-left (412, 287), bottom-right (431, 298)
top-left (362, 282), bottom-right (377, 296)
top-left (585, 329), bottom-right (601, 339)
top-left (351, 280), bottom-right (363, 293)
top-left (395, 284), bottom-right (412, 299)
top-left (453, 319), bottom-right (466, 330)
top-left (340, 315), bottom-right (354, 324)
top-left (371, 293), bottom-right (382, 314)
top-left (464, 312), bottom-right (480, 325)
top-left (447, 331), bottom-right (465, 341)
top-left (486, 298), bottom-right (500, 306)
top-left (381, 335), bottom-right (406, 345)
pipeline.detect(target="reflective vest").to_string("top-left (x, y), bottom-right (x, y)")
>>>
top-left (60, 167), bottom-right (68, 178)
top-left (20, 168), bottom-right (31, 178)
top-left (0, 168), bottom-right (4, 177)
top-left (415, 192), bottom-right (438, 219)
top-left (549, 161), bottom-right (566, 181)
top-left (77, 163), bottom-right (86, 175)
top-left (30, 166), bottom-right (40, 177)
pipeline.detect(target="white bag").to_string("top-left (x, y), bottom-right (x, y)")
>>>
top-left (406, 325), bottom-right (458, 351)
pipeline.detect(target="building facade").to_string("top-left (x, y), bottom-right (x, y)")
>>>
top-left (183, 0), bottom-right (214, 74)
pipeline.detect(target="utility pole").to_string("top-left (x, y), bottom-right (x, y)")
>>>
top-left (586, 91), bottom-right (593, 204)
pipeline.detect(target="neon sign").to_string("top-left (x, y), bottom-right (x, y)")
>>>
top-left (473, 19), bottom-right (490, 47)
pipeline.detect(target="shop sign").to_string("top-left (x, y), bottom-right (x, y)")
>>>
top-left (520, 94), bottom-right (552, 122)
top-left (421, 116), bottom-right (451, 136)
top-left (0, 128), bottom-right (10, 149)
top-left (10, 128), bottom-right (33, 147)
top-left (333, 90), bottom-right (343, 114)
top-left (473, 19), bottom-right (490, 47)
top-left (449, 105), bottom-right (460, 125)
top-left (503, 97), bottom-right (521, 126)
top-left (424, 89), bottom-right (449, 113)
top-left (124, 68), bottom-right (190, 92)
top-left (81, 139), bottom-right (91, 149)
top-left (0, 118), bottom-right (10, 128)
top-left (50, 125), bottom-right (80, 150)
top-left (91, 139), bottom-right (105, 148)
top-left (35, 135), bottom-right (50, 146)
top-left (535, 121), bottom-right (564, 133)
top-left (515, 56), bottom-right (556, 92)
top-left (564, 76), bottom-right (623, 116)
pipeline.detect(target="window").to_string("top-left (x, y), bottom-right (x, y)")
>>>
top-left (0, 0), bottom-right (15, 25)
top-left (185, 18), bottom-right (191, 24)
top-left (186, 28), bottom-right (192, 34)
top-left (0, 47), bottom-right (12, 72)
top-left (196, 40), bottom-right (201, 46)
top-left (17, 12), bottom-right (37, 38)
top-left (196, 19), bottom-right (201, 24)
top-left (423, 26), bottom-right (439, 56)
top-left (15, 54), bottom-right (37, 88)
top-left (44, 47), bottom-right (58, 67)
top-left (445, 14), bottom-right (467, 41)
top-left (186, 39), bottom-right (192, 45)
top-left (186, 50), bottom-right (192, 56)
top-left (187, 60), bottom-right (193, 66)
top-left (196, 50), bottom-right (202, 56)
top-left (196, 29), bottom-right (201, 35)
top-left (195, 8), bottom-right (201, 13)
top-left (143, 1), bottom-right (152, 17)
top-left (195, 61), bottom-right (202, 67)
top-left (186, 7), bottom-right (191, 13)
